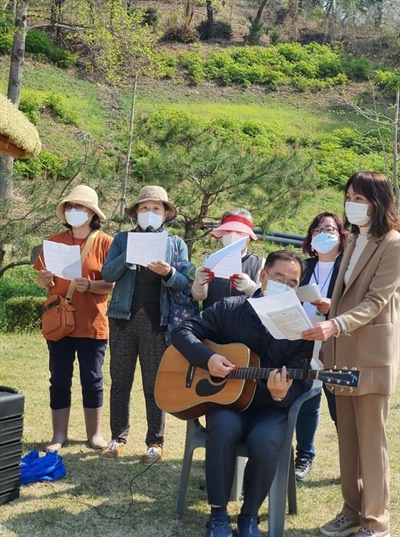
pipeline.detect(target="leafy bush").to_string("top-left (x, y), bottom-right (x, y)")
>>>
top-left (246, 19), bottom-right (266, 45)
top-left (176, 44), bottom-right (365, 90)
top-left (374, 69), bottom-right (400, 93)
top-left (141, 7), bottom-right (158, 28)
top-left (14, 149), bottom-right (67, 180)
top-left (19, 92), bottom-right (45, 124)
top-left (47, 46), bottom-right (77, 68)
top-left (25, 29), bottom-right (76, 68)
top-left (3, 297), bottom-right (43, 333)
top-left (44, 93), bottom-right (79, 125)
top-left (26, 29), bottom-right (53, 54)
top-left (0, 33), bottom-right (12, 54)
top-left (0, 266), bottom-right (46, 329)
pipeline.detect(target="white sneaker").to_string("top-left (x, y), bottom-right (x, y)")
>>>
top-left (143, 444), bottom-right (162, 464)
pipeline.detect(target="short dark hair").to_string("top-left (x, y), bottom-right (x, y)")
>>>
top-left (344, 171), bottom-right (400, 236)
top-left (63, 214), bottom-right (101, 231)
top-left (264, 250), bottom-right (305, 280)
top-left (302, 212), bottom-right (347, 257)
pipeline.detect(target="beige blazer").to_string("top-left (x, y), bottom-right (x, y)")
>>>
top-left (325, 229), bottom-right (400, 395)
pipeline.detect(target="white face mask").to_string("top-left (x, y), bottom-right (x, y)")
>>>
top-left (137, 211), bottom-right (164, 231)
top-left (263, 279), bottom-right (292, 296)
top-left (65, 208), bottom-right (90, 227)
top-left (345, 201), bottom-right (370, 227)
top-left (222, 232), bottom-right (243, 247)
top-left (311, 232), bottom-right (340, 254)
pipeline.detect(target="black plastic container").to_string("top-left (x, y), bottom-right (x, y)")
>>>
top-left (0, 386), bottom-right (24, 505)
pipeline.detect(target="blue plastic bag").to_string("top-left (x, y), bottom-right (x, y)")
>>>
top-left (20, 449), bottom-right (66, 485)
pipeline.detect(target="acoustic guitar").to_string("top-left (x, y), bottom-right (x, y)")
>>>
top-left (155, 340), bottom-right (360, 420)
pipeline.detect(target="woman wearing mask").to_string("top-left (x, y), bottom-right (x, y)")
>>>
top-left (294, 212), bottom-right (347, 481)
top-left (34, 185), bottom-right (113, 452)
top-left (302, 172), bottom-right (400, 537)
top-left (192, 208), bottom-right (264, 309)
top-left (101, 186), bottom-right (192, 462)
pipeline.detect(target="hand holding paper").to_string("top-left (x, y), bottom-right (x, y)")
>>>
top-left (126, 231), bottom-right (168, 267)
top-left (43, 241), bottom-right (81, 280)
top-left (203, 237), bottom-right (246, 279)
top-left (296, 283), bottom-right (322, 303)
top-left (248, 290), bottom-right (313, 340)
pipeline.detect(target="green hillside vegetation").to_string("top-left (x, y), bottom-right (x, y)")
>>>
top-left (1, 21), bottom-right (399, 332)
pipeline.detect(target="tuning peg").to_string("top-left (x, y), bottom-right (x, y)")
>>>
top-left (329, 386), bottom-right (334, 393)
top-left (342, 366), bottom-right (348, 370)
top-left (339, 387), bottom-right (344, 392)
top-left (349, 388), bottom-right (353, 393)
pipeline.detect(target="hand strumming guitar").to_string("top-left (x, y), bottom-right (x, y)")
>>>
top-left (207, 353), bottom-right (237, 378)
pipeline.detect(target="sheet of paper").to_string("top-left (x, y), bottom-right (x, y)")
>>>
top-left (202, 237), bottom-right (246, 279)
top-left (43, 240), bottom-right (81, 280)
top-left (248, 289), bottom-right (313, 340)
top-left (126, 230), bottom-right (168, 267)
top-left (296, 283), bottom-right (322, 303)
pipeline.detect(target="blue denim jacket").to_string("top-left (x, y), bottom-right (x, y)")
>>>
top-left (102, 230), bottom-right (192, 325)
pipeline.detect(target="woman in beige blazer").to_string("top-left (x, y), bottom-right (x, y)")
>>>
top-left (302, 171), bottom-right (400, 537)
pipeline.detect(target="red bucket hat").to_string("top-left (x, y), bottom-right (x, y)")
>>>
top-left (209, 215), bottom-right (258, 241)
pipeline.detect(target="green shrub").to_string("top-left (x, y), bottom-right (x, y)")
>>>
top-left (0, 33), bottom-right (12, 54)
top-left (0, 265), bottom-right (46, 329)
top-left (25, 29), bottom-right (76, 68)
top-left (3, 296), bottom-right (44, 333)
top-left (246, 18), bottom-right (266, 45)
top-left (141, 7), bottom-right (158, 28)
top-left (19, 92), bottom-right (45, 124)
top-left (47, 46), bottom-right (77, 68)
top-left (14, 149), bottom-right (67, 180)
top-left (26, 29), bottom-right (52, 54)
top-left (44, 92), bottom-right (79, 125)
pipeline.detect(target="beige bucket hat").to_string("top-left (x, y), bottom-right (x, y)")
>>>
top-left (125, 185), bottom-right (177, 222)
top-left (56, 185), bottom-right (106, 222)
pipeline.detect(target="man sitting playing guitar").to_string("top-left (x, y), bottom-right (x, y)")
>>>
top-left (171, 250), bottom-right (314, 537)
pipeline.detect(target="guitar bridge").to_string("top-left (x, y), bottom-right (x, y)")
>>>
top-left (186, 365), bottom-right (195, 388)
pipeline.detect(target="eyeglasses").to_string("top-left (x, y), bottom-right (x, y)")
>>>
top-left (312, 226), bottom-right (339, 235)
top-left (65, 203), bottom-right (87, 211)
top-left (265, 271), bottom-right (298, 290)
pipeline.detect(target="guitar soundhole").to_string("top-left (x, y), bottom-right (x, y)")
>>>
top-left (196, 378), bottom-right (226, 397)
top-left (210, 375), bottom-right (225, 384)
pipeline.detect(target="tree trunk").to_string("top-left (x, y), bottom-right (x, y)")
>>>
top-left (255, 0), bottom-right (269, 23)
top-left (0, 0), bottom-right (29, 202)
top-left (206, 0), bottom-right (214, 39)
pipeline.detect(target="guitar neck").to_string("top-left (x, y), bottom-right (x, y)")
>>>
top-left (227, 368), bottom-right (317, 381)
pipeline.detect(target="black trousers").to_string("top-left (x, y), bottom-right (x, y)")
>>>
top-left (205, 404), bottom-right (288, 514)
top-left (108, 308), bottom-right (166, 446)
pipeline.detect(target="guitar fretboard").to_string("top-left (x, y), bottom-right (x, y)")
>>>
top-left (226, 368), bottom-right (317, 381)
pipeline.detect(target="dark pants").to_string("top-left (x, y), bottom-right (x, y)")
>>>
top-left (295, 384), bottom-right (337, 460)
top-left (108, 308), bottom-right (166, 446)
top-left (205, 405), bottom-right (287, 514)
top-left (47, 337), bottom-right (107, 409)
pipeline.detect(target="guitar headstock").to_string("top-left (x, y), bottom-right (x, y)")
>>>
top-left (318, 368), bottom-right (360, 389)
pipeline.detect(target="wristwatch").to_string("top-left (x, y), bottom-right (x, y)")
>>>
top-left (271, 394), bottom-right (284, 402)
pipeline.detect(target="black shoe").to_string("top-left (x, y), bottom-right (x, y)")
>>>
top-left (295, 457), bottom-right (313, 481)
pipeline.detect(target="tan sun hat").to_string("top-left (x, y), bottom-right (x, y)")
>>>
top-left (125, 185), bottom-right (177, 222)
top-left (56, 185), bottom-right (106, 222)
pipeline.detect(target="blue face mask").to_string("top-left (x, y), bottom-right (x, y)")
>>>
top-left (311, 232), bottom-right (340, 254)
top-left (263, 279), bottom-right (292, 296)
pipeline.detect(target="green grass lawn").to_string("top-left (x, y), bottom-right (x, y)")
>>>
top-left (1, 333), bottom-right (399, 537)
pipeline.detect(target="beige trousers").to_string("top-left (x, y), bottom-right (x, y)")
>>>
top-left (336, 393), bottom-right (390, 532)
